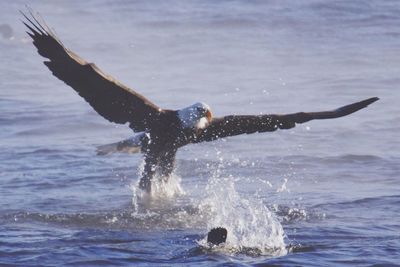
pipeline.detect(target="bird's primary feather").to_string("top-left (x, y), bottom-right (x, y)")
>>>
top-left (21, 9), bottom-right (165, 132)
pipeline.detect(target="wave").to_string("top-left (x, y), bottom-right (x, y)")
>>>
top-left (0, 207), bottom-right (202, 231)
top-left (272, 205), bottom-right (326, 224)
top-left (0, 203), bottom-right (320, 232)
top-left (313, 194), bottom-right (400, 209)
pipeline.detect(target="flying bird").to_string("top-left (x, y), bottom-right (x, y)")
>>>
top-left (22, 10), bottom-right (379, 192)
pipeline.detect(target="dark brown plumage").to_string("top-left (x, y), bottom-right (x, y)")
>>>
top-left (194, 97), bottom-right (379, 142)
top-left (22, 10), bottom-right (379, 193)
top-left (21, 9), bottom-right (170, 132)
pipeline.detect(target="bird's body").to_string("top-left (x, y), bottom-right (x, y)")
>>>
top-left (22, 10), bottom-right (379, 193)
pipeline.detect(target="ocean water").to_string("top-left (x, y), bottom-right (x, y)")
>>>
top-left (1, 1), bottom-right (399, 266)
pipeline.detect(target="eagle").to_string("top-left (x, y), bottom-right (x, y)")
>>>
top-left (22, 11), bottom-right (379, 192)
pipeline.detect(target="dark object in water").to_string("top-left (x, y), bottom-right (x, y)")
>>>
top-left (207, 227), bottom-right (227, 245)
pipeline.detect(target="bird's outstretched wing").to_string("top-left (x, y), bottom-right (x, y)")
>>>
top-left (194, 97), bottom-right (379, 143)
top-left (21, 10), bottom-right (163, 132)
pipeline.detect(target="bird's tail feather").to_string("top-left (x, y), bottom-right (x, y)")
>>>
top-left (96, 134), bottom-right (144, 155)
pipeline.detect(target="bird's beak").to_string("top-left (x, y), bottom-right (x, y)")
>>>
top-left (206, 110), bottom-right (213, 122)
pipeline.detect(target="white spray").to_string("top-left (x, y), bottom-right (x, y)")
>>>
top-left (197, 156), bottom-right (287, 256)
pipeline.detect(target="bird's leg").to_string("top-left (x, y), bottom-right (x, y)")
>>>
top-left (139, 154), bottom-right (158, 192)
top-left (158, 150), bottom-right (176, 182)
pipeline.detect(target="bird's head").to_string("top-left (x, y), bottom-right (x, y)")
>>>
top-left (178, 102), bottom-right (213, 130)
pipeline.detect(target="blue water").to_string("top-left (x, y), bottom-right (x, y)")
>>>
top-left (1, 1), bottom-right (399, 266)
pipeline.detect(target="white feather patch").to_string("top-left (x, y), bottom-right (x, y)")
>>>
top-left (196, 117), bottom-right (209, 129)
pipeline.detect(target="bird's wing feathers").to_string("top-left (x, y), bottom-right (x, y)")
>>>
top-left (195, 97), bottom-right (379, 142)
top-left (21, 10), bottom-right (162, 132)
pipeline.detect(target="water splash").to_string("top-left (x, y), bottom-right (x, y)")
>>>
top-left (131, 173), bottom-right (185, 213)
top-left (277, 178), bottom-right (290, 193)
top-left (130, 158), bottom-right (186, 215)
top-left (128, 154), bottom-right (287, 256)
top-left (197, 159), bottom-right (287, 256)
